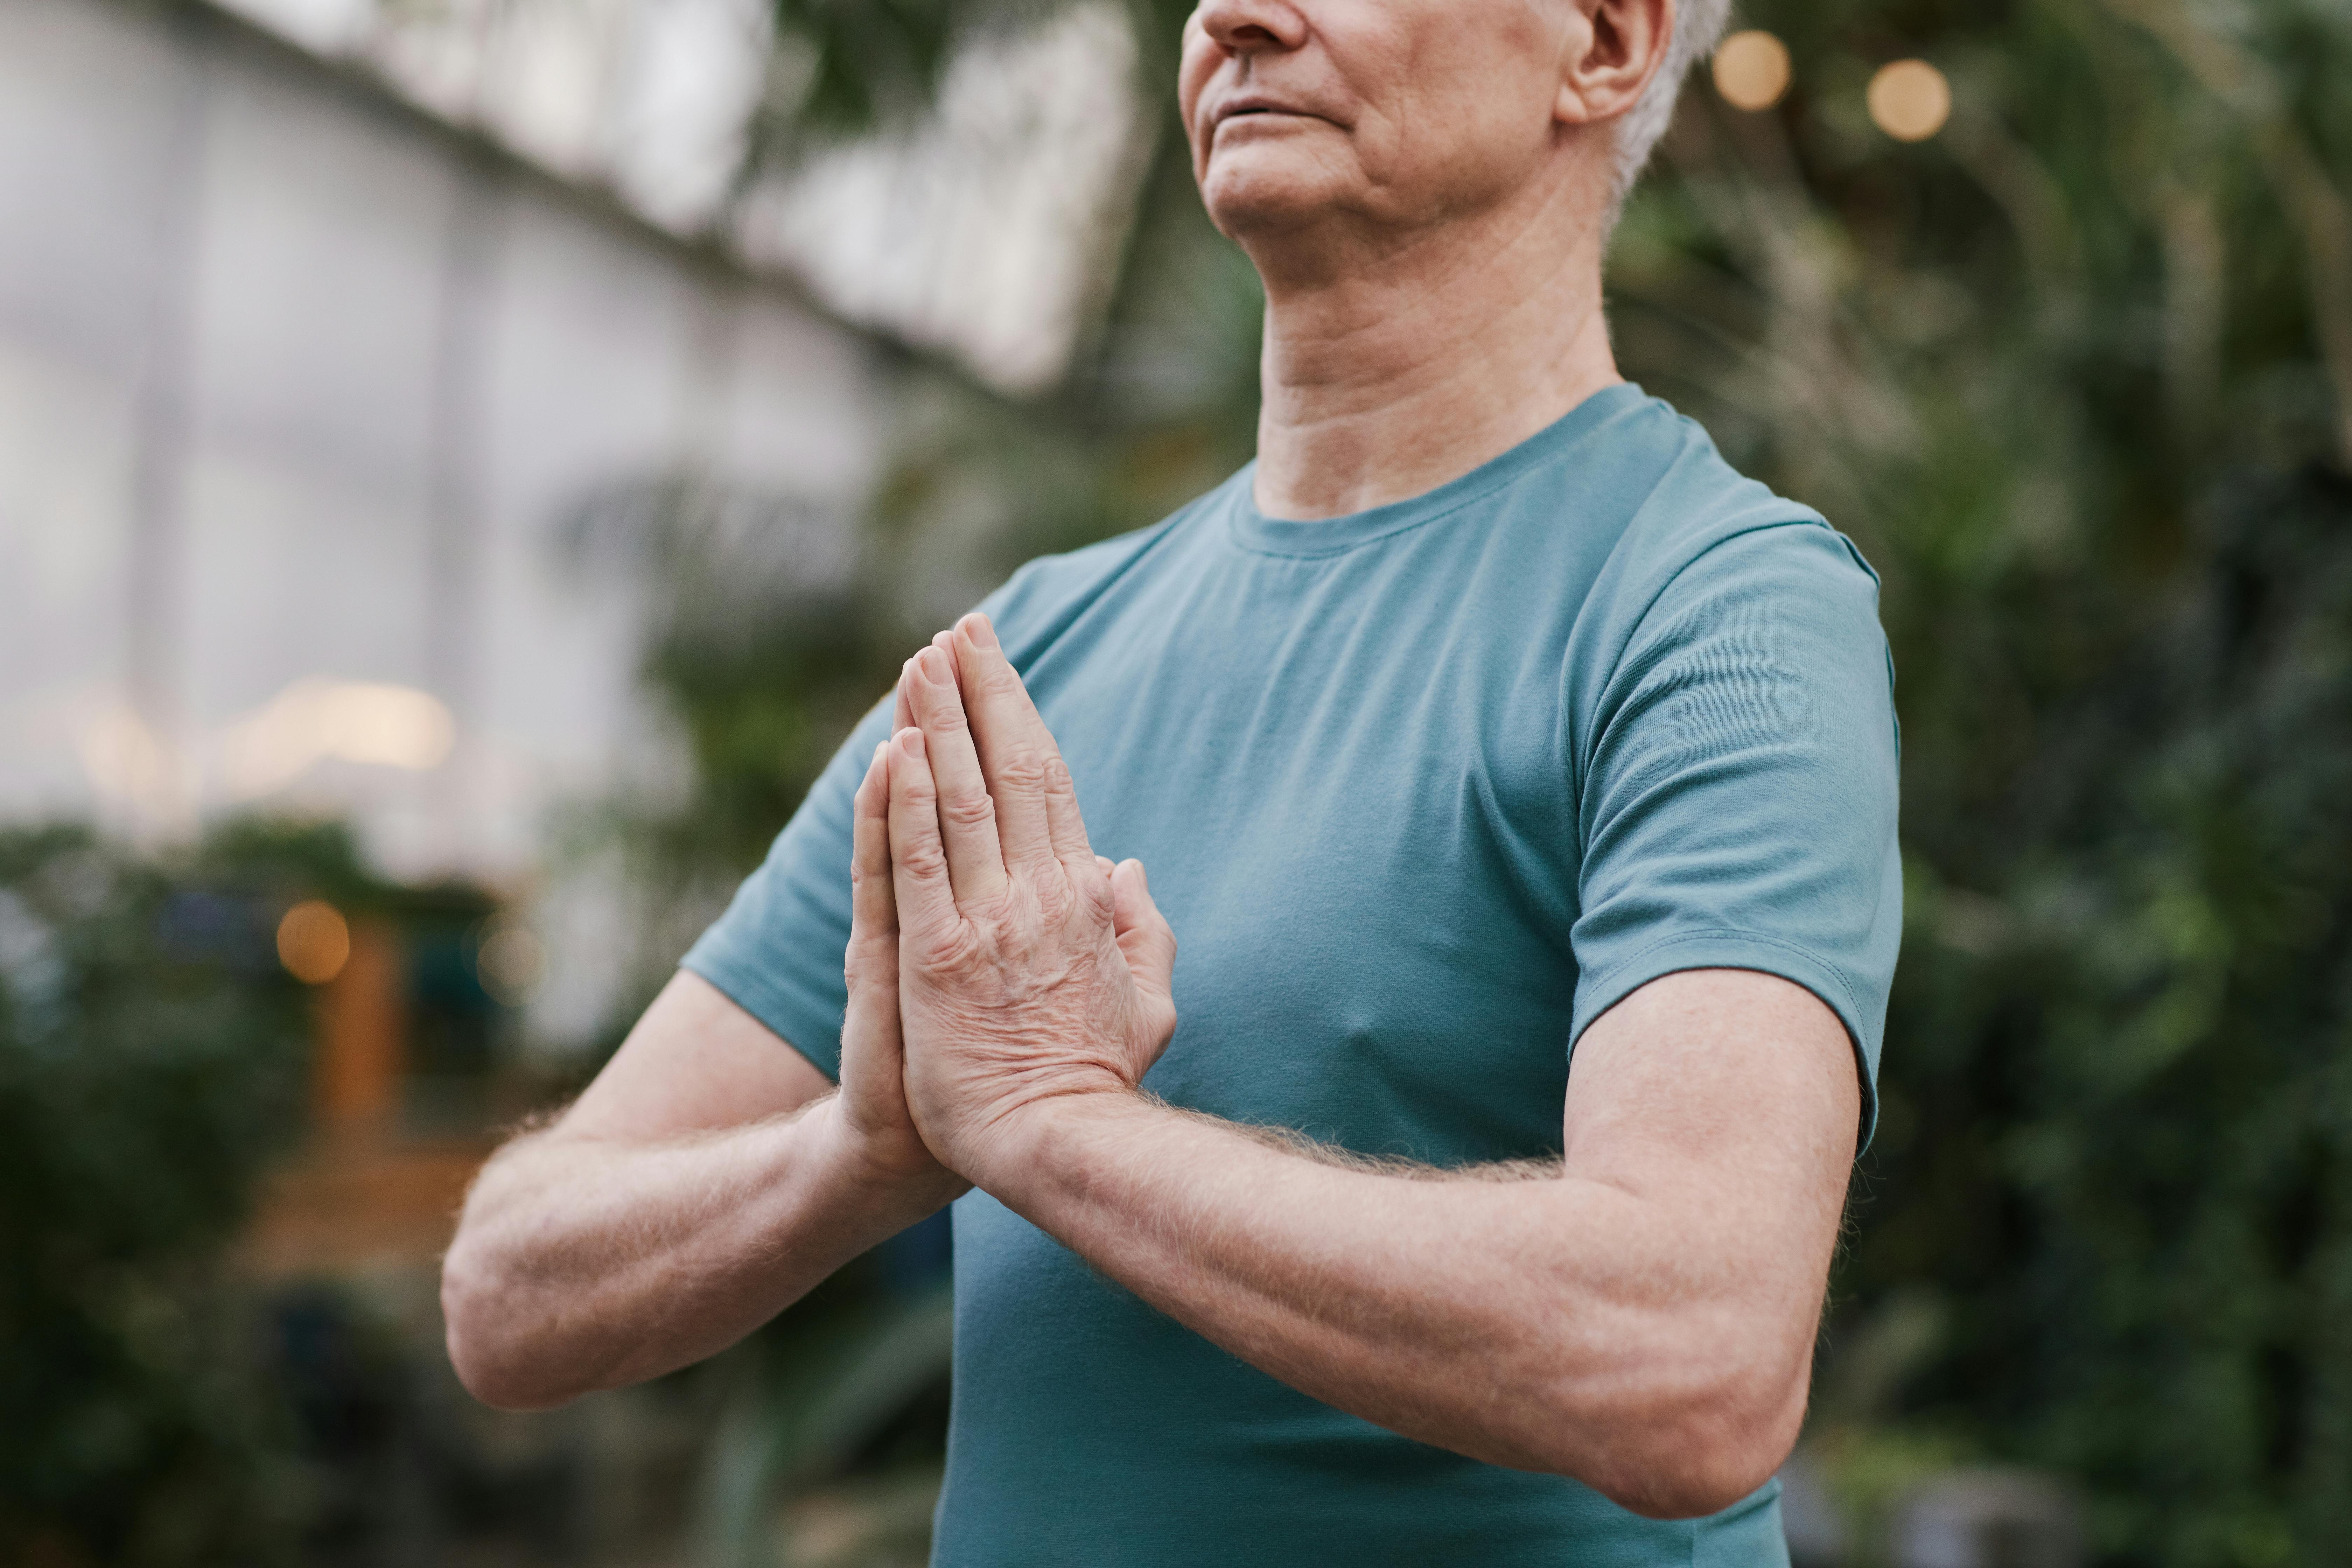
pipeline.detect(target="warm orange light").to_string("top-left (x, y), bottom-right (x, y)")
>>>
top-left (1867, 59), bottom-right (1952, 142)
top-left (1713, 31), bottom-right (1792, 113)
top-left (278, 899), bottom-right (351, 985)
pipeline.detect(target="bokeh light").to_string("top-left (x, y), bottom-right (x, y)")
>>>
top-left (476, 919), bottom-right (547, 1006)
top-left (219, 679), bottom-right (457, 799)
top-left (1867, 59), bottom-right (1952, 142)
top-left (1713, 30), bottom-right (1793, 113)
top-left (277, 899), bottom-right (351, 985)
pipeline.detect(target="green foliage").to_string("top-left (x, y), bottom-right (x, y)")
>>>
top-left (0, 825), bottom-right (317, 1564)
top-left (1601, 0), bottom-right (2352, 1559)
top-left (693, 1278), bottom-right (953, 1568)
top-left (758, 0), bottom-right (1199, 146)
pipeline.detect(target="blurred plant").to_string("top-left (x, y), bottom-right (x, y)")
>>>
top-left (1602, 0), bottom-right (2352, 1560)
top-left (692, 1275), bottom-right (953, 1568)
top-left (0, 825), bottom-right (316, 1564)
top-left (756, 0), bottom-right (1195, 149)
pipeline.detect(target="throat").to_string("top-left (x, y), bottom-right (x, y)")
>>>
top-left (1250, 236), bottom-right (1619, 522)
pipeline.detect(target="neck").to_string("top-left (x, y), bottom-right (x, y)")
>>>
top-left (1245, 178), bottom-right (1620, 521)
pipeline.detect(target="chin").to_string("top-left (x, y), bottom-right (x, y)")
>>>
top-left (1200, 158), bottom-right (1347, 241)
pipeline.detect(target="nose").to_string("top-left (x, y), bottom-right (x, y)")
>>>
top-left (1193, 0), bottom-right (1308, 55)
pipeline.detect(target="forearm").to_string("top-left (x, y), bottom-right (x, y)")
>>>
top-left (442, 1092), bottom-right (953, 1409)
top-left (980, 1093), bottom-right (1814, 1515)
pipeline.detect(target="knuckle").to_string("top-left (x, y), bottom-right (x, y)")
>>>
top-left (993, 750), bottom-right (1050, 795)
top-left (916, 925), bottom-right (985, 978)
top-left (966, 889), bottom-right (1021, 931)
top-left (898, 835), bottom-right (949, 880)
top-left (939, 792), bottom-right (997, 831)
top-left (843, 931), bottom-right (895, 979)
top-left (1032, 875), bottom-right (1075, 923)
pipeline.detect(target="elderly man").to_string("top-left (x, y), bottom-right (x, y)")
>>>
top-left (443, 0), bottom-right (1901, 1560)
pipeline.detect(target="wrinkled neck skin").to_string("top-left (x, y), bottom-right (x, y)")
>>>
top-left (1242, 147), bottom-right (1621, 522)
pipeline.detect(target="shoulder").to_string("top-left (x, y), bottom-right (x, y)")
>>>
top-left (981, 474), bottom-right (1243, 662)
top-left (1587, 395), bottom-right (1882, 642)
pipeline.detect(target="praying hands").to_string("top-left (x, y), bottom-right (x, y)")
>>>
top-left (844, 612), bottom-right (1180, 1190)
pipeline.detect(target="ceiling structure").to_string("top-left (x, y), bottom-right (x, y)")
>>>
top-left (208, 0), bottom-right (1152, 393)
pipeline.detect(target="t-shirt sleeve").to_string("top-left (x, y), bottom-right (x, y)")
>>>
top-left (677, 696), bottom-right (895, 1081)
top-left (1567, 519), bottom-right (1903, 1132)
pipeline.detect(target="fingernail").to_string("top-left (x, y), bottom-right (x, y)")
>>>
top-left (962, 613), bottom-right (999, 651)
top-left (918, 646), bottom-right (953, 686)
top-left (897, 727), bottom-right (925, 757)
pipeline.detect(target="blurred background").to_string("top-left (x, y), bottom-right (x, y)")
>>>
top-left (0, 0), bottom-right (2346, 1562)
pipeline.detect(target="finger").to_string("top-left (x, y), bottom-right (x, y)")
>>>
top-left (887, 726), bottom-right (963, 940)
top-left (944, 616), bottom-right (1055, 878)
top-left (952, 614), bottom-right (1093, 878)
top-left (1112, 859), bottom-right (1177, 1002)
top-left (907, 644), bottom-right (1011, 905)
top-left (1041, 752), bottom-right (1095, 881)
top-left (849, 740), bottom-right (897, 945)
top-left (894, 657), bottom-right (916, 733)
top-left (844, 742), bottom-right (901, 1074)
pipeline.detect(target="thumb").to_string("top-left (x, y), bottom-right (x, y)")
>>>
top-left (1111, 859), bottom-right (1177, 1011)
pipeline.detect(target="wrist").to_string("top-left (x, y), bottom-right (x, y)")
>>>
top-left (807, 1092), bottom-right (966, 1222)
top-left (965, 1086), bottom-right (1158, 1212)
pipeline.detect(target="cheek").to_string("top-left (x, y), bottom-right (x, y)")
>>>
top-left (1364, 83), bottom-right (1555, 210)
top-left (1350, 15), bottom-right (1562, 194)
top-left (1175, 38), bottom-right (1218, 164)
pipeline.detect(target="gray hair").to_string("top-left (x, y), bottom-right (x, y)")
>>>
top-left (1608, 0), bottom-right (1735, 210)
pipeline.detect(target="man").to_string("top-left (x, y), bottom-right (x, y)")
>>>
top-left (442, 0), bottom-right (1902, 1561)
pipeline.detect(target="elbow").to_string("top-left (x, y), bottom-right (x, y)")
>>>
top-left (1530, 1355), bottom-right (1809, 1521)
top-left (1602, 1414), bottom-right (1801, 1522)
top-left (440, 1232), bottom-right (576, 1413)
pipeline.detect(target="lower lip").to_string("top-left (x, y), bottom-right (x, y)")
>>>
top-left (1217, 112), bottom-right (1316, 135)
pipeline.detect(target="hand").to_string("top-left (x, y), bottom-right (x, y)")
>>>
top-left (833, 738), bottom-right (969, 1206)
top-left (884, 614), bottom-right (1178, 1185)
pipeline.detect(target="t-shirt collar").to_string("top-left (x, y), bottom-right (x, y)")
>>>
top-left (1225, 381), bottom-right (1648, 558)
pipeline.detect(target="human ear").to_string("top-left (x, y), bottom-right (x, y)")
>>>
top-left (1553, 0), bottom-right (1672, 127)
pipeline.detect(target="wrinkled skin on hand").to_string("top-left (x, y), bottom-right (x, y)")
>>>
top-left (883, 616), bottom-right (1179, 1184)
top-left (834, 739), bottom-right (969, 1203)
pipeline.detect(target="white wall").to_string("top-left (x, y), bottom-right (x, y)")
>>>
top-left (0, 0), bottom-right (885, 896)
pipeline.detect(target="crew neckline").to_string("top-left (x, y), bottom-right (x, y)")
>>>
top-left (1225, 381), bottom-right (1650, 559)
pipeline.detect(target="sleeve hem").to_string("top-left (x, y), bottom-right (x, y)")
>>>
top-left (1570, 928), bottom-right (1879, 1151)
top-left (677, 948), bottom-right (843, 1084)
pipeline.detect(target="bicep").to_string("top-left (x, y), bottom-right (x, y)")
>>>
top-left (1563, 968), bottom-right (1857, 1284)
top-left (560, 970), bottom-right (835, 1144)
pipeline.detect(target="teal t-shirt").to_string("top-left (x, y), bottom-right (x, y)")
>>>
top-left (683, 384), bottom-right (1902, 1566)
